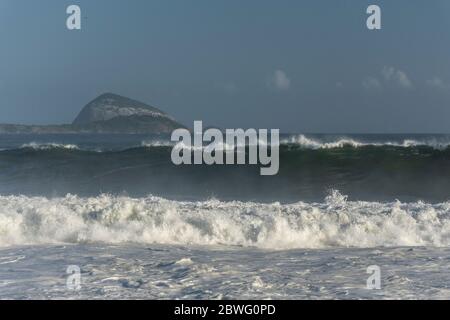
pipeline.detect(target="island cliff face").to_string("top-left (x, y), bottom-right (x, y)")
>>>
top-left (0, 93), bottom-right (185, 134)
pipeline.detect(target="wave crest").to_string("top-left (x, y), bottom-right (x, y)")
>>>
top-left (282, 135), bottom-right (450, 150)
top-left (20, 142), bottom-right (79, 150)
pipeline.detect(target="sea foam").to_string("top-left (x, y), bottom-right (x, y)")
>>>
top-left (1, 191), bottom-right (450, 249)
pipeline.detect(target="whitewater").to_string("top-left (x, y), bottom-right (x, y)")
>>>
top-left (1, 191), bottom-right (450, 299)
top-left (1, 191), bottom-right (450, 249)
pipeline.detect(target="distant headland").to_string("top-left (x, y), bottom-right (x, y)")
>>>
top-left (0, 93), bottom-right (185, 134)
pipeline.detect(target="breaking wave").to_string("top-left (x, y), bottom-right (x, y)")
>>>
top-left (141, 136), bottom-right (450, 150)
top-left (141, 140), bottom-right (174, 148)
top-left (141, 139), bottom-right (268, 151)
top-left (1, 134), bottom-right (450, 153)
top-left (1, 191), bottom-right (450, 249)
top-left (282, 135), bottom-right (450, 150)
top-left (20, 142), bottom-right (80, 150)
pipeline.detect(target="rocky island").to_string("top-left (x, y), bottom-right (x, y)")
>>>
top-left (0, 93), bottom-right (185, 134)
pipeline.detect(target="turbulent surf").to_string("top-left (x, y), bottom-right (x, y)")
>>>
top-left (1, 133), bottom-right (450, 202)
top-left (2, 133), bottom-right (450, 299)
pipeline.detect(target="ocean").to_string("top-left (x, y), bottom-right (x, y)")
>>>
top-left (1, 133), bottom-right (450, 299)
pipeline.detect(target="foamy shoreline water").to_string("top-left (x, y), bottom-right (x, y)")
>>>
top-left (1, 244), bottom-right (449, 299)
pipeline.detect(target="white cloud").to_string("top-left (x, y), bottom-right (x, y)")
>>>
top-left (381, 66), bottom-right (395, 81)
top-left (426, 77), bottom-right (450, 91)
top-left (363, 66), bottom-right (412, 91)
top-left (362, 77), bottom-right (381, 90)
top-left (381, 66), bottom-right (412, 88)
top-left (268, 69), bottom-right (291, 91)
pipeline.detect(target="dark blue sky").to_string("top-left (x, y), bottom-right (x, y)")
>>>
top-left (1, 0), bottom-right (450, 133)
